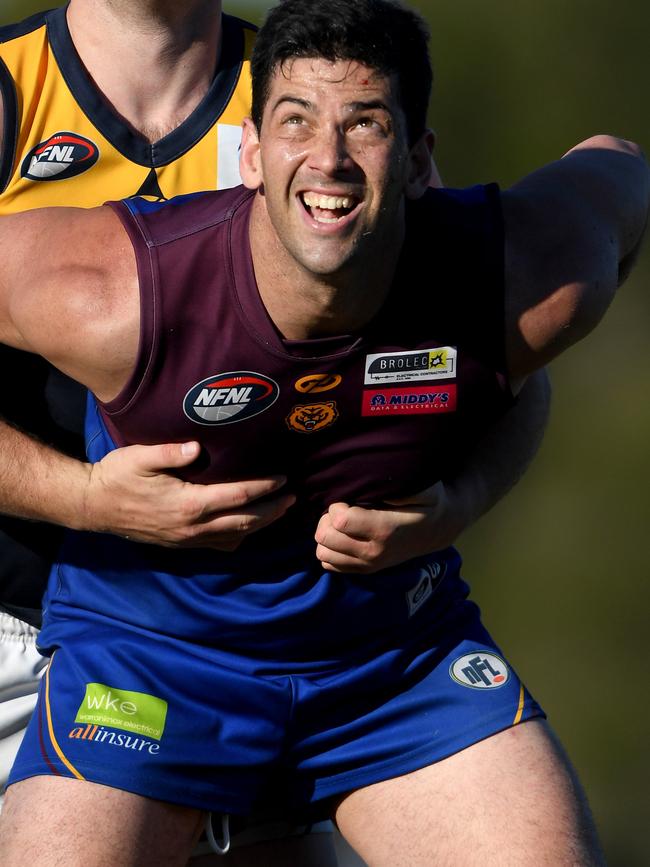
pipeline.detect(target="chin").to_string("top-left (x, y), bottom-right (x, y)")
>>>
top-left (295, 241), bottom-right (360, 277)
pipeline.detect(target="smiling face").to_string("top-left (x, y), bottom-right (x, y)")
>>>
top-left (241, 57), bottom-right (432, 281)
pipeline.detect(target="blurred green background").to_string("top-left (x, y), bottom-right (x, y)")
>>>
top-left (2, 1), bottom-right (648, 863)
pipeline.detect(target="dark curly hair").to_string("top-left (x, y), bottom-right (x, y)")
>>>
top-left (251, 0), bottom-right (432, 145)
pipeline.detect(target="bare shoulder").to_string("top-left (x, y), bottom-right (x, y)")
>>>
top-left (1, 205), bottom-right (134, 323)
top-left (0, 205), bottom-right (139, 399)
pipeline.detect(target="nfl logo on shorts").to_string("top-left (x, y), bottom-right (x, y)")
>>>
top-left (450, 652), bottom-right (510, 689)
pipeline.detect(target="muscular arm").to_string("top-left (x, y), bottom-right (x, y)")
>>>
top-left (503, 135), bottom-right (649, 378)
top-left (0, 203), bottom-right (293, 547)
top-left (315, 137), bottom-right (649, 573)
top-left (315, 369), bottom-right (551, 572)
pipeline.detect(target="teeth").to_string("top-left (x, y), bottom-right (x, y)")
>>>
top-left (302, 192), bottom-right (355, 211)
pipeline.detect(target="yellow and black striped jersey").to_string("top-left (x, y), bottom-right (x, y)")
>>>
top-left (0, 5), bottom-right (255, 213)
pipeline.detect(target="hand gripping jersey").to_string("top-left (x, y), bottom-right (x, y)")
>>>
top-left (48, 182), bottom-right (514, 658)
top-left (0, 7), bottom-right (255, 624)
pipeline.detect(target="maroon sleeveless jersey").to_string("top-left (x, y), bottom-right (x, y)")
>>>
top-left (103, 184), bottom-right (511, 518)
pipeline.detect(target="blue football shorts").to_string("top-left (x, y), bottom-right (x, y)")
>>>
top-left (8, 550), bottom-right (544, 814)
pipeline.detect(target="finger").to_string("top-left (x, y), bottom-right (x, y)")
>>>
top-left (191, 477), bottom-right (291, 517)
top-left (322, 502), bottom-right (378, 542)
top-left (124, 441), bottom-right (202, 474)
top-left (315, 516), bottom-right (373, 559)
top-left (187, 492), bottom-right (296, 539)
top-left (317, 548), bottom-right (376, 574)
top-left (129, 443), bottom-right (290, 501)
top-left (324, 501), bottom-right (421, 542)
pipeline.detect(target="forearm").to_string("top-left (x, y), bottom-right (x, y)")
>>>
top-left (441, 368), bottom-right (551, 536)
top-left (0, 418), bottom-right (91, 528)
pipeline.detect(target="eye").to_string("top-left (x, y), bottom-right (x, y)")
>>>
top-left (349, 116), bottom-right (390, 137)
top-left (278, 114), bottom-right (312, 138)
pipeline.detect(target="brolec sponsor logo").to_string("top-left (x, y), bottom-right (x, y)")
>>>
top-left (70, 683), bottom-right (168, 756)
top-left (184, 372), bottom-right (279, 425)
top-left (362, 385), bottom-right (457, 416)
top-left (364, 347), bottom-right (457, 385)
top-left (21, 132), bottom-right (99, 181)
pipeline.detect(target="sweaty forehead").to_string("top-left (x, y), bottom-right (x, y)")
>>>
top-left (272, 57), bottom-right (393, 98)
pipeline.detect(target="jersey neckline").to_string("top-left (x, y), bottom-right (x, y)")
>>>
top-left (228, 192), bottom-right (380, 362)
top-left (46, 6), bottom-right (249, 168)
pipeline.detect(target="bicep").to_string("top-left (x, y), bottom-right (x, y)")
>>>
top-left (0, 211), bottom-right (47, 350)
top-left (0, 207), bottom-right (138, 396)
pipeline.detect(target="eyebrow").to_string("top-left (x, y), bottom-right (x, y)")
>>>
top-left (271, 96), bottom-right (313, 113)
top-left (270, 96), bottom-right (393, 115)
top-left (348, 100), bottom-right (392, 114)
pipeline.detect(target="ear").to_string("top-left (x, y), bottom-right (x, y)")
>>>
top-left (405, 129), bottom-right (436, 199)
top-left (239, 117), bottom-right (263, 190)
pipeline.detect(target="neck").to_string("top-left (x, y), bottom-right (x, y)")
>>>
top-left (249, 196), bottom-right (404, 341)
top-left (66, 0), bottom-right (223, 142)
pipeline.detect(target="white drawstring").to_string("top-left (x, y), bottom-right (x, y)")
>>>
top-left (206, 812), bottom-right (231, 855)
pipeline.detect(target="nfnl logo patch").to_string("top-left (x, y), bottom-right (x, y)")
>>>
top-left (364, 347), bottom-right (457, 385)
top-left (450, 652), bottom-right (510, 689)
top-left (21, 132), bottom-right (99, 181)
top-left (362, 385), bottom-right (457, 416)
top-left (184, 372), bottom-right (279, 425)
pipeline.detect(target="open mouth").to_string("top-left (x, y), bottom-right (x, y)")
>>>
top-left (301, 191), bottom-right (360, 224)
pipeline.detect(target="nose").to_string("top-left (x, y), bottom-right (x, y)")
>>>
top-left (307, 125), bottom-right (354, 176)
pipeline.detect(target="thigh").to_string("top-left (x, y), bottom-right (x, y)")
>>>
top-left (335, 719), bottom-right (605, 867)
top-left (0, 775), bottom-right (204, 866)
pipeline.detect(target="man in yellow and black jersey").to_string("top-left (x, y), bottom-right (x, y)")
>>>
top-left (0, 1), bottom-right (552, 863)
top-left (0, 4), bottom-right (254, 206)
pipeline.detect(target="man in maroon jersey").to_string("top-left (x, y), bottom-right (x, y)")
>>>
top-left (0, 0), bottom-right (646, 863)
top-left (0, 3), bottom-right (550, 864)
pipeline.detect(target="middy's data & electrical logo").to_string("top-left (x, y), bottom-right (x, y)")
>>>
top-left (362, 385), bottom-right (457, 416)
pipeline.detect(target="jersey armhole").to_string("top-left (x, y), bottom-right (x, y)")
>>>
top-left (0, 57), bottom-right (18, 194)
